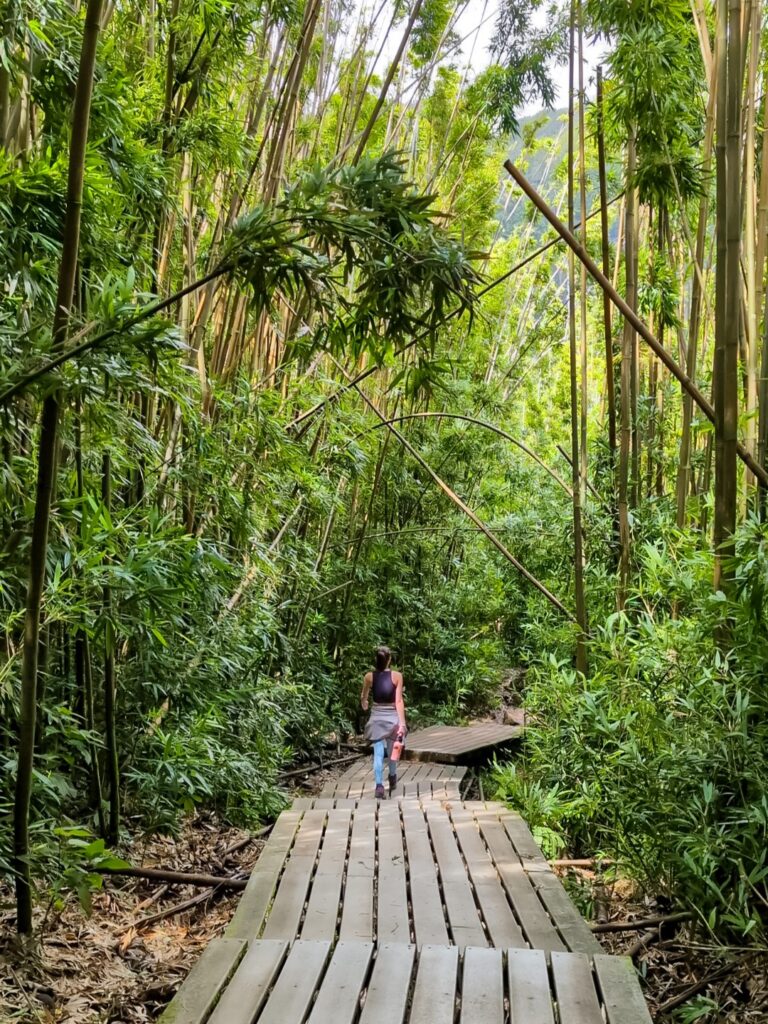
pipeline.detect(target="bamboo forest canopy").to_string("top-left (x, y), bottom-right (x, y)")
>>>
top-left (2, 0), bottom-right (768, 955)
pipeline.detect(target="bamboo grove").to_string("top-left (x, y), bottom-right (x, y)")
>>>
top-left (2, 0), bottom-right (768, 947)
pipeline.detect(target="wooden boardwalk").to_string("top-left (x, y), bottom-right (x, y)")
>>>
top-left (315, 757), bottom-right (466, 800)
top-left (160, 761), bottom-right (652, 1024)
top-left (403, 722), bottom-right (523, 763)
top-left (163, 939), bottom-right (650, 1024)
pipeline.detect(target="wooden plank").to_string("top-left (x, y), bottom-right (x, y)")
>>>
top-left (500, 812), bottom-right (550, 868)
top-left (334, 797), bottom-right (357, 809)
top-left (477, 814), bottom-right (565, 952)
top-left (227, 811), bottom-right (301, 941)
top-left (312, 798), bottom-right (336, 810)
top-left (302, 809), bottom-right (351, 941)
top-left (358, 944), bottom-right (416, 1024)
top-left (158, 937), bottom-right (245, 1024)
top-left (257, 940), bottom-right (331, 1024)
top-left (347, 776), bottom-right (366, 799)
top-left (551, 951), bottom-right (603, 1024)
top-left (340, 803), bottom-right (375, 941)
top-left (409, 944), bottom-right (459, 1024)
top-left (450, 807), bottom-right (525, 947)
top-left (402, 807), bottom-right (449, 945)
top-left (291, 797), bottom-right (314, 809)
top-left (594, 955), bottom-right (653, 1024)
top-left (507, 948), bottom-right (555, 1024)
top-left (262, 809), bottom-right (326, 940)
top-left (307, 941), bottom-right (374, 1024)
top-left (207, 940), bottom-right (288, 1024)
top-left (460, 947), bottom-right (504, 1024)
top-left (425, 806), bottom-right (486, 947)
top-left (531, 872), bottom-right (602, 954)
top-left (376, 803), bottom-right (411, 942)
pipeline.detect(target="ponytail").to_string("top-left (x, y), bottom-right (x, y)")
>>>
top-left (375, 646), bottom-right (392, 670)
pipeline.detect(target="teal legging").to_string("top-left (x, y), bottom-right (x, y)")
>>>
top-left (373, 738), bottom-right (395, 785)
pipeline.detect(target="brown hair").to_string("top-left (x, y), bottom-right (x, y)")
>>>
top-left (375, 646), bottom-right (392, 670)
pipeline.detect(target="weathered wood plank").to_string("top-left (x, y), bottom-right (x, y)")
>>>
top-left (301, 809), bottom-right (351, 941)
top-left (477, 814), bottom-right (565, 952)
top-left (256, 940), bottom-right (331, 1024)
top-left (227, 811), bottom-right (302, 941)
top-left (158, 938), bottom-right (246, 1024)
top-left (551, 951), bottom-right (604, 1024)
top-left (531, 871), bottom-right (602, 954)
top-left (376, 803), bottom-right (410, 942)
top-left (358, 944), bottom-right (416, 1024)
top-left (500, 812), bottom-right (551, 869)
top-left (262, 809), bottom-right (326, 940)
top-left (339, 804), bottom-right (375, 941)
top-left (307, 941), bottom-right (374, 1024)
top-left (460, 946), bottom-right (504, 1024)
top-left (450, 808), bottom-right (525, 947)
top-left (402, 807), bottom-right (449, 945)
top-left (207, 940), bottom-right (288, 1024)
top-left (507, 947), bottom-right (555, 1024)
top-left (594, 955), bottom-right (653, 1024)
top-left (409, 945), bottom-right (459, 1024)
top-left (425, 806), bottom-right (486, 947)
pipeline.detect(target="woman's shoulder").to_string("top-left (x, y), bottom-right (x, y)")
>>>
top-left (392, 669), bottom-right (404, 683)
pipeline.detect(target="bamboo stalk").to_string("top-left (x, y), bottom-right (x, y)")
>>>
top-left (567, 1), bottom-right (588, 669)
top-left (13, 0), bottom-right (106, 936)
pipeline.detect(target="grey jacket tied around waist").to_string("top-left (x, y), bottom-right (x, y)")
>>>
top-left (364, 703), bottom-right (401, 743)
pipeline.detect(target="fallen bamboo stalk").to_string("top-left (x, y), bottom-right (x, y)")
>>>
top-left (277, 751), bottom-right (361, 780)
top-left (626, 928), bottom-right (660, 960)
top-left (221, 824), bottom-right (272, 857)
top-left (98, 865), bottom-right (248, 890)
top-left (590, 911), bottom-right (692, 933)
top-left (550, 858), bottom-right (614, 868)
top-left (133, 882), bottom-right (171, 914)
top-left (503, 159), bottom-right (768, 489)
top-left (133, 888), bottom-right (214, 930)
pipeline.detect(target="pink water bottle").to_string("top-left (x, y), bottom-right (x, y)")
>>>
top-left (391, 730), bottom-right (405, 762)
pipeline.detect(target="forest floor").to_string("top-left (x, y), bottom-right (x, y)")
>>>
top-left (1, 742), bottom-right (766, 1022)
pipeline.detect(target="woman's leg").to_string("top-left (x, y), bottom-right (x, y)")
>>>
top-left (372, 740), bottom-right (385, 786)
top-left (385, 736), bottom-right (397, 789)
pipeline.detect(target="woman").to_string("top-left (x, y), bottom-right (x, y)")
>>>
top-left (361, 646), bottom-right (406, 799)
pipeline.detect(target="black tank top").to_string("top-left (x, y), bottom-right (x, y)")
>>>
top-left (372, 669), bottom-right (396, 705)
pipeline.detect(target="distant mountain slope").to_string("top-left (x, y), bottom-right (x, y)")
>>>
top-left (499, 106), bottom-right (620, 243)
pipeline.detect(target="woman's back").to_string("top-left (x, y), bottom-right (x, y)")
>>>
top-left (371, 669), bottom-right (396, 704)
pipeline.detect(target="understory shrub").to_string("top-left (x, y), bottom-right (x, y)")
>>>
top-left (491, 518), bottom-right (768, 940)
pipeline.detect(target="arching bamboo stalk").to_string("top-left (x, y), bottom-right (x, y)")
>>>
top-left (327, 358), bottom-right (577, 622)
top-left (356, 412), bottom-right (573, 496)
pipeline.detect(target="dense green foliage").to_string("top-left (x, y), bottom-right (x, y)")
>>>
top-left (2, 0), bottom-right (768, 962)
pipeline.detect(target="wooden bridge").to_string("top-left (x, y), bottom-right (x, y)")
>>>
top-left (160, 753), bottom-right (652, 1024)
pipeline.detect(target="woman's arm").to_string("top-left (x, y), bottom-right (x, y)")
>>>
top-left (361, 672), bottom-right (372, 711)
top-left (394, 672), bottom-right (406, 731)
